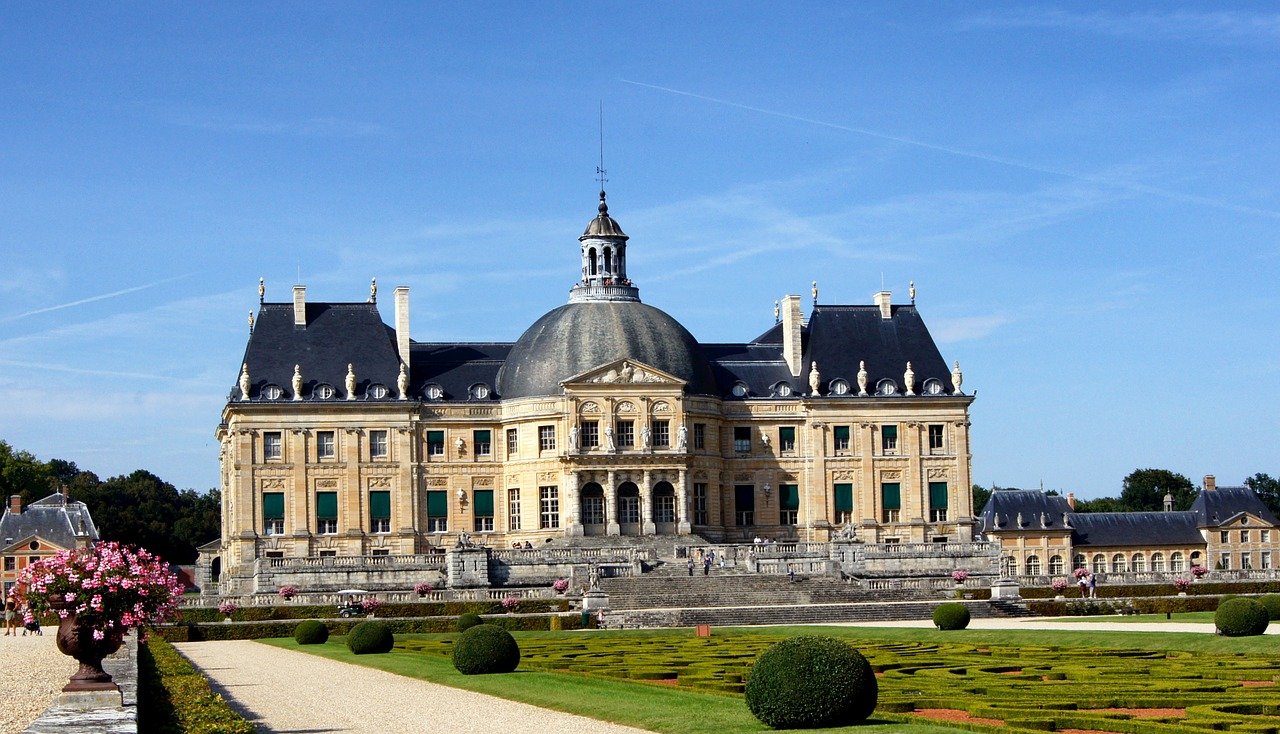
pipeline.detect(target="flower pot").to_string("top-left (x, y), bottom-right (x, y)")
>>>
top-left (223, 617), bottom-right (232, 623)
top-left (54, 614), bottom-right (124, 692)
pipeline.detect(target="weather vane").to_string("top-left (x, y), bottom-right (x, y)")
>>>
top-left (596, 101), bottom-right (608, 191)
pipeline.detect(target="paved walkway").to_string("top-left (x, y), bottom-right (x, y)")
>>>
top-left (175, 640), bottom-right (652, 734)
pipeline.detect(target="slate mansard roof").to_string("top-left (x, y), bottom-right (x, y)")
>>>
top-left (1189, 486), bottom-right (1279, 527)
top-left (0, 493), bottom-right (99, 551)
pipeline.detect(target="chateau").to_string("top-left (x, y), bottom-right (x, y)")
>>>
top-left (206, 191), bottom-right (978, 596)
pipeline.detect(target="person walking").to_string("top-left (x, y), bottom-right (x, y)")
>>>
top-left (1077, 574), bottom-right (1089, 598)
top-left (3, 600), bottom-right (16, 636)
top-left (1088, 573), bottom-right (1098, 599)
top-left (687, 558), bottom-right (694, 576)
top-left (703, 556), bottom-right (711, 575)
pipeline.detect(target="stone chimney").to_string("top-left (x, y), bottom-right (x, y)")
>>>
top-left (1066, 492), bottom-right (1076, 511)
top-left (7, 495), bottom-right (20, 514)
top-left (293, 285), bottom-right (307, 328)
top-left (781, 294), bottom-right (803, 377)
top-left (873, 290), bottom-right (892, 319)
top-left (394, 286), bottom-right (411, 369)
top-left (1204, 475), bottom-right (1216, 492)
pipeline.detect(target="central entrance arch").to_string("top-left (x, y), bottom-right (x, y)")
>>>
top-left (580, 482), bottom-right (605, 536)
top-left (617, 482), bottom-right (640, 536)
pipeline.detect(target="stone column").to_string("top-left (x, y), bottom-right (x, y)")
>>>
top-left (565, 471), bottom-right (584, 537)
top-left (676, 469), bottom-right (691, 534)
top-left (641, 469), bottom-right (656, 535)
top-left (605, 470), bottom-right (620, 536)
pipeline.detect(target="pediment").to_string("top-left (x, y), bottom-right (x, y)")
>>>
top-left (561, 359), bottom-right (687, 388)
top-left (0, 534), bottom-right (67, 555)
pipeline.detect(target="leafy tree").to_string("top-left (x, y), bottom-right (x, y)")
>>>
top-left (1072, 496), bottom-right (1125, 513)
top-left (1244, 473), bottom-right (1280, 515)
top-left (971, 484), bottom-right (992, 512)
top-left (1119, 468), bottom-right (1197, 512)
top-left (173, 488), bottom-right (221, 561)
top-left (0, 440), bottom-right (56, 505)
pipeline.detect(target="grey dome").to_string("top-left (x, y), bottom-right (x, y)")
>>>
top-left (496, 301), bottom-right (717, 399)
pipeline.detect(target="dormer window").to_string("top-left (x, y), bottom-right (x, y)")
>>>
top-left (425, 384), bottom-right (444, 400)
top-left (731, 382), bottom-right (749, 398)
top-left (922, 378), bottom-right (944, 395)
top-left (875, 379), bottom-right (898, 396)
top-left (262, 384), bottom-right (284, 400)
top-left (469, 383), bottom-right (491, 400)
top-left (368, 384), bottom-right (389, 400)
top-left (830, 379), bottom-right (850, 395)
top-left (772, 382), bottom-right (792, 397)
top-left (315, 384), bottom-right (335, 400)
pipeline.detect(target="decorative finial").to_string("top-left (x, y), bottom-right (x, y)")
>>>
top-left (904, 361), bottom-right (915, 396)
top-left (292, 365), bottom-right (303, 401)
top-left (808, 361), bottom-right (822, 397)
top-left (247, 310), bottom-right (254, 333)
top-left (596, 100), bottom-right (608, 214)
top-left (398, 363), bottom-right (409, 400)
top-left (774, 300), bottom-right (780, 323)
top-left (598, 189), bottom-right (608, 215)
top-left (258, 277), bottom-right (265, 303)
top-left (857, 360), bottom-right (868, 396)
top-left (239, 363), bottom-right (250, 401)
top-left (370, 277), bottom-right (377, 303)
top-left (909, 280), bottom-right (916, 304)
top-left (345, 363), bottom-right (357, 400)
top-left (951, 360), bottom-right (964, 395)
top-left (811, 280), bottom-right (818, 304)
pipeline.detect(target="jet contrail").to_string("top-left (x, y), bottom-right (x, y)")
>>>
top-left (3, 273), bottom-right (196, 322)
top-left (621, 79), bottom-right (1280, 220)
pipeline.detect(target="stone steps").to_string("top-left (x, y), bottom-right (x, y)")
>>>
top-left (607, 599), bottom-right (1007, 629)
top-left (599, 573), bottom-right (937, 610)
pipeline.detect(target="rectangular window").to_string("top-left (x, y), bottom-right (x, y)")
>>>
top-left (474, 430), bottom-right (491, 457)
top-left (426, 490), bottom-right (448, 532)
top-left (2, 557), bottom-right (14, 571)
top-left (582, 421), bottom-right (599, 448)
top-left (617, 421), bottom-right (634, 448)
top-left (928, 424), bottom-right (944, 452)
top-left (582, 495), bottom-right (604, 525)
top-left (1263, 552), bottom-right (1273, 570)
top-left (506, 428), bottom-right (518, 457)
top-left (370, 548), bottom-right (390, 556)
top-left (780, 483), bottom-right (799, 525)
top-left (1263, 529), bottom-right (1271, 543)
top-left (734, 484), bottom-right (755, 526)
top-left (318, 549), bottom-right (337, 557)
top-left (539, 486), bottom-right (560, 529)
top-left (619, 494), bottom-right (640, 524)
top-left (1241, 552), bottom-right (1252, 570)
top-left (834, 483), bottom-right (854, 525)
top-left (1220, 552), bottom-right (1231, 570)
top-left (539, 425), bottom-right (556, 451)
top-left (507, 488), bottom-right (521, 531)
top-left (693, 423), bottom-right (705, 450)
top-left (881, 425), bottom-right (898, 454)
top-left (369, 430), bottom-right (389, 459)
top-left (779, 426), bottom-right (796, 452)
top-left (1221, 530), bottom-right (1230, 543)
top-left (833, 425), bottom-right (850, 451)
top-left (317, 431), bottom-right (336, 459)
top-left (881, 482), bottom-right (901, 523)
top-left (263, 432), bottom-right (282, 461)
top-left (693, 483), bottom-right (708, 525)
top-left (264, 551), bottom-right (284, 559)
top-left (263, 491), bottom-right (285, 535)
top-left (473, 489), bottom-right (494, 532)
top-left (655, 494), bottom-right (676, 523)
top-left (652, 420), bottom-right (669, 448)
top-left (929, 481), bottom-right (949, 522)
top-left (427, 430), bottom-right (445, 457)
top-left (734, 426), bottom-right (752, 453)
top-left (369, 491), bottom-right (391, 534)
top-left (316, 491), bottom-right (338, 534)
top-left (1241, 530), bottom-right (1250, 543)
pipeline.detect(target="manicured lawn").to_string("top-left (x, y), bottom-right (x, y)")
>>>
top-left (1049, 612), bottom-right (1217, 624)
top-left (269, 624), bottom-right (1280, 733)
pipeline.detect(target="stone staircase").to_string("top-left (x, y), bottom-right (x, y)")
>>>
top-left (599, 572), bottom-right (936, 611)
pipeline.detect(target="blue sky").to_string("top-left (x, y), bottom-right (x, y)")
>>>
top-left (1, 3), bottom-right (1276, 498)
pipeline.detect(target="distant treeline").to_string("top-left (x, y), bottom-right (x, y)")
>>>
top-left (972, 469), bottom-right (1280, 516)
top-left (0, 440), bottom-right (218, 565)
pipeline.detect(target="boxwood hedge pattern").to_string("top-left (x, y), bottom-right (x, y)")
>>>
top-left (399, 631), bottom-right (1280, 732)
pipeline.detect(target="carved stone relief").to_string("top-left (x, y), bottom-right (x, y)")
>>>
top-left (368, 477), bottom-right (392, 488)
top-left (473, 476), bottom-right (494, 487)
top-left (880, 470), bottom-right (902, 480)
top-left (260, 478), bottom-right (286, 490)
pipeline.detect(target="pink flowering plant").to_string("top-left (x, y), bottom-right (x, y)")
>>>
top-left (1051, 578), bottom-right (1069, 593)
top-left (217, 601), bottom-right (239, 616)
top-left (17, 541), bottom-right (183, 640)
top-left (277, 585), bottom-right (298, 599)
top-left (1073, 567), bottom-right (1091, 580)
top-left (500, 595), bottom-right (520, 612)
top-left (552, 578), bottom-right (570, 593)
top-left (360, 597), bottom-right (382, 614)
top-left (1190, 564), bottom-right (1209, 579)
top-left (413, 582), bottom-right (434, 596)
top-left (950, 569), bottom-right (969, 583)
top-left (1174, 577), bottom-right (1193, 592)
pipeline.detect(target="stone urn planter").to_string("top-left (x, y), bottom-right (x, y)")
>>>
top-left (52, 606), bottom-right (125, 692)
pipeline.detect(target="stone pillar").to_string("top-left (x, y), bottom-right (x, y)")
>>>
top-left (676, 469), bottom-right (692, 534)
top-left (446, 546), bottom-right (491, 588)
top-left (641, 469), bottom-right (656, 535)
top-left (565, 471), bottom-right (584, 537)
top-left (605, 470), bottom-right (620, 536)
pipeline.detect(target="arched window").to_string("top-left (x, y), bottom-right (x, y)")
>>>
top-left (1190, 551), bottom-right (1202, 566)
top-left (653, 481), bottom-right (676, 524)
top-left (1151, 553), bottom-right (1165, 572)
top-left (1170, 552), bottom-right (1185, 572)
top-left (580, 483), bottom-right (605, 526)
top-left (1073, 554), bottom-right (1087, 570)
top-left (603, 248), bottom-right (613, 274)
top-left (1025, 555), bottom-right (1041, 576)
top-left (588, 248), bottom-right (598, 276)
top-left (1048, 555), bottom-right (1064, 575)
top-left (1111, 554), bottom-right (1126, 573)
top-left (1131, 554), bottom-right (1145, 572)
top-left (1092, 554), bottom-right (1106, 574)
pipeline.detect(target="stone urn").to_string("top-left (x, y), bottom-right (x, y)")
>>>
top-left (53, 611), bottom-right (125, 692)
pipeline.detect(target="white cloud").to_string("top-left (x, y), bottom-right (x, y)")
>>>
top-left (959, 9), bottom-right (1280, 44)
top-left (932, 314), bottom-right (1014, 344)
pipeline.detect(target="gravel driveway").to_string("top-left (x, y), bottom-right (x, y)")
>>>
top-left (176, 640), bottom-right (652, 734)
top-left (0, 633), bottom-right (77, 734)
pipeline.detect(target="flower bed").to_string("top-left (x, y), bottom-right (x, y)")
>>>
top-left (137, 637), bottom-right (256, 733)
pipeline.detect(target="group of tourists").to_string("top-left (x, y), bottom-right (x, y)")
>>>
top-left (687, 547), bottom-right (724, 576)
top-left (1076, 573), bottom-right (1099, 598)
top-left (2, 598), bottom-right (41, 636)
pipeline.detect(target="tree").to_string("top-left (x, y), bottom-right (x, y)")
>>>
top-left (0, 440), bottom-right (56, 505)
top-left (971, 484), bottom-right (992, 512)
top-left (1073, 496), bottom-right (1125, 513)
top-left (1244, 473), bottom-right (1280, 515)
top-left (1118, 468), bottom-right (1197, 512)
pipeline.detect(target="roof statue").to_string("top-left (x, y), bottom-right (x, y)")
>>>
top-left (909, 280), bottom-right (916, 304)
top-left (258, 277), bottom-right (265, 304)
top-left (904, 362), bottom-right (915, 396)
top-left (808, 361), bottom-right (821, 396)
top-left (369, 277), bottom-right (377, 304)
top-left (247, 310), bottom-right (254, 334)
top-left (857, 361), bottom-right (868, 396)
top-left (951, 361), bottom-right (964, 395)
top-left (397, 364), bottom-right (409, 400)
top-left (292, 365), bottom-right (303, 401)
top-left (345, 364), bottom-right (356, 400)
top-left (239, 363), bottom-right (250, 401)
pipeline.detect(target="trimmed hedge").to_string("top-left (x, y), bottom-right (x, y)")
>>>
top-left (1020, 579), bottom-right (1280, 600)
top-left (1258, 594), bottom-right (1280, 621)
top-left (294, 620), bottom-right (329, 645)
top-left (456, 612), bottom-right (484, 631)
top-left (744, 636), bottom-right (877, 729)
top-left (157, 613), bottom-right (584, 642)
top-left (137, 637), bottom-right (256, 734)
top-left (1215, 597), bottom-right (1270, 637)
top-left (932, 603), bottom-right (970, 630)
top-left (179, 598), bottom-right (570, 624)
top-left (452, 623), bottom-right (521, 675)
top-left (348, 621), bottom-right (395, 654)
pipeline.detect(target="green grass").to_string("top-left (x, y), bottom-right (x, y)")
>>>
top-left (1049, 612), bottom-right (1218, 624)
top-left (267, 625), bottom-right (1280, 733)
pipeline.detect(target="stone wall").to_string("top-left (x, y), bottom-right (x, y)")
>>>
top-left (24, 632), bottom-right (137, 734)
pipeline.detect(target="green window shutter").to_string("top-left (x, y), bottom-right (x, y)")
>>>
top-left (781, 483), bottom-right (799, 511)
top-left (834, 484), bottom-right (853, 512)
top-left (316, 492), bottom-right (338, 520)
top-left (882, 425), bottom-right (897, 442)
top-left (734, 485), bottom-right (755, 511)
top-left (474, 430), bottom-right (491, 443)
top-left (369, 491), bottom-right (391, 519)
top-left (929, 482), bottom-right (949, 509)
top-left (474, 490), bottom-right (494, 516)
top-left (833, 425), bottom-right (850, 441)
top-left (263, 492), bottom-right (285, 519)
top-left (882, 483), bottom-right (901, 510)
top-left (427, 490), bottom-right (448, 517)
top-left (427, 430), bottom-right (444, 443)
top-left (779, 427), bottom-right (795, 442)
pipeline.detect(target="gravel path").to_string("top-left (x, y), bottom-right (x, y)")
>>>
top-left (0, 632), bottom-right (77, 734)
top-left (176, 640), bottom-right (653, 734)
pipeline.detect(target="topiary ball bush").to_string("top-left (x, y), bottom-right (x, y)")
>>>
top-left (1216, 597), bottom-right (1270, 637)
top-left (293, 620), bottom-right (329, 645)
top-left (452, 623), bottom-right (520, 675)
top-left (347, 620), bottom-right (394, 654)
top-left (933, 602), bottom-right (971, 631)
top-left (744, 636), bottom-right (877, 729)
top-left (1258, 594), bottom-right (1280, 621)
top-left (456, 612), bottom-right (484, 632)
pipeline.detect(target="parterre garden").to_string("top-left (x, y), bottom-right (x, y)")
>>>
top-left (390, 629), bottom-right (1280, 733)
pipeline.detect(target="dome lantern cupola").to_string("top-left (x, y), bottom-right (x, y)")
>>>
top-left (570, 190), bottom-right (638, 303)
